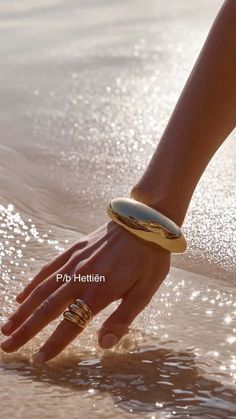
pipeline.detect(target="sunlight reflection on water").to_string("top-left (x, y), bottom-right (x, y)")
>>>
top-left (1, 203), bottom-right (236, 417)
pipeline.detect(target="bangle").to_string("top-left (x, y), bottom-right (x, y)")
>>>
top-left (106, 197), bottom-right (187, 253)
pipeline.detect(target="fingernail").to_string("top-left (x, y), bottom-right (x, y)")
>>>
top-left (1, 336), bottom-right (14, 349)
top-left (32, 352), bottom-right (46, 364)
top-left (100, 333), bottom-right (119, 349)
top-left (1, 319), bottom-right (13, 334)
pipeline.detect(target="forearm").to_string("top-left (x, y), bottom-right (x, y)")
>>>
top-left (131, 0), bottom-right (236, 226)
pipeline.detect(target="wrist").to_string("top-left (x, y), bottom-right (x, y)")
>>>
top-left (130, 185), bottom-right (187, 227)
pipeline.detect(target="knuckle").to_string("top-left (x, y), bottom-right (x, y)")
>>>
top-left (37, 299), bottom-right (51, 316)
top-left (68, 253), bottom-right (80, 267)
top-left (69, 243), bottom-right (80, 254)
top-left (70, 239), bottom-right (88, 253)
top-left (35, 281), bottom-right (48, 296)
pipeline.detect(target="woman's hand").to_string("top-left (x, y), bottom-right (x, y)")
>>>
top-left (1, 221), bottom-right (170, 363)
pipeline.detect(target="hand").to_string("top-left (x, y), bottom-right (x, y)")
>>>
top-left (1, 221), bottom-right (170, 363)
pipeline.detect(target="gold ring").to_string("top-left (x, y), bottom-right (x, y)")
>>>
top-left (63, 299), bottom-right (93, 328)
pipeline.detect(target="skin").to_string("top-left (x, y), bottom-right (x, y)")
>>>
top-left (1, 0), bottom-right (236, 363)
top-left (132, 0), bottom-right (236, 225)
top-left (1, 223), bottom-right (170, 362)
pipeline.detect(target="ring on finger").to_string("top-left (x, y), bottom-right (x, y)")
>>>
top-left (63, 298), bottom-right (93, 328)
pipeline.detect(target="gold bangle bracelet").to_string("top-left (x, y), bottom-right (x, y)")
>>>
top-left (106, 197), bottom-right (187, 253)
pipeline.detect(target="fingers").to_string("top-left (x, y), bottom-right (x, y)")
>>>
top-left (16, 241), bottom-right (85, 303)
top-left (0, 282), bottom-right (75, 353)
top-left (1, 260), bottom-right (74, 336)
top-left (0, 219), bottom-right (168, 362)
top-left (16, 227), bottom-right (113, 304)
top-left (1, 273), bottom-right (106, 355)
top-left (98, 282), bottom-right (154, 349)
top-left (32, 293), bottom-right (104, 363)
top-left (1, 227), bottom-right (116, 359)
top-left (32, 320), bottom-right (84, 363)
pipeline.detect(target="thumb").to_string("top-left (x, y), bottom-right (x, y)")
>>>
top-left (98, 283), bottom-right (154, 349)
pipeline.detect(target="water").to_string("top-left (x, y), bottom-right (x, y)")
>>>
top-left (0, 0), bottom-right (236, 417)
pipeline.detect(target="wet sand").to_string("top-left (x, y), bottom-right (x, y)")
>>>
top-left (0, 0), bottom-right (236, 417)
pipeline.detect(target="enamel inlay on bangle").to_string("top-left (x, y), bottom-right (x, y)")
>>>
top-left (107, 197), bottom-right (187, 253)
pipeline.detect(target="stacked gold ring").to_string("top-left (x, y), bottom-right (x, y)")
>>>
top-left (63, 299), bottom-right (93, 328)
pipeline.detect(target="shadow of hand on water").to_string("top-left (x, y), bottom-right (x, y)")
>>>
top-left (1, 346), bottom-right (236, 417)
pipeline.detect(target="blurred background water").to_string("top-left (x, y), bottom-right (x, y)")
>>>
top-left (0, 0), bottom-right (236, 418)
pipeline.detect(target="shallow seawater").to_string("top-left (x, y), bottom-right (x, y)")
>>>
top-left (1, 204), bottom-right (236, 418)
top-left (0, 0), bottom-right (235, 418)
